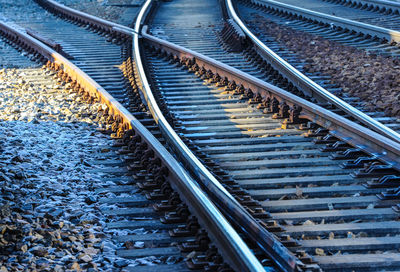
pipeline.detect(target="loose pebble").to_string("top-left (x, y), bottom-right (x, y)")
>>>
top-left (315, 248), bottom-right (325, 256)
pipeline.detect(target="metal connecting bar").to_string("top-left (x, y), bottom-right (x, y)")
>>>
top-left (250, 0), bottom-right (400, 42)
top-left (141, 29), bottom-right (400, 171)
top-left (226, 0), bottom-right (400, 144)
top-left (0, 18), bottom-right (264, 272)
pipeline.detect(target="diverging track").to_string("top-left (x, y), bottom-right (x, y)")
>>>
top-left (0, 1), bottom-right (265, 271)
top-left (142, 0), bottom-right (400, 270)
top-left (1, 0), bottom-right (400, 271)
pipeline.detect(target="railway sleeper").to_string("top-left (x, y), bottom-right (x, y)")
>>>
top-left (89, 99), bottom-right (236, 271)
top-left (29, 0), bottom-right (396, 268)
top-left (0, 20), bottom-right (258, 271)
top-left (144, 39), bottom-right (400, 270)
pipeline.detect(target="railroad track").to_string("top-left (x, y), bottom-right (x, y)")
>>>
top-left (227, 0), bottom-right (400, 133)
top-left (141, 0), bottom-right (400, 271)
top-left (264, 0), bottom-right (400, 31)
top-left (237, 0), bottom-right (400, 53)
top-left (149, 0), bottom-right (400, 143)
top-left (1, 0), bottom-right (400, 271)
top-left (0, 1), bottom-right (266, 271)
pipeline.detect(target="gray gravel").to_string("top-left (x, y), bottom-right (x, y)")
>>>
top-left (0, 67), bottom-right (131, 271)
top-left (0, 0), bottom-right (179, 270)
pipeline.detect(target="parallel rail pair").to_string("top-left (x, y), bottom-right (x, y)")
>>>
top-left (1, 0), bottom-right (400, 271)
top-left (229, 0), bottom-right (400, 144)
top-left (0, 3), bottom-right (263, 272)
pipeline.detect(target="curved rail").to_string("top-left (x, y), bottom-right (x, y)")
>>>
top-left (133, 1), bottom-right (299, 272)
top-left (140, 30), bottom-right (400, 169)
top-left (135, 0), bottom-right (400, 266)
top-left (37, 0), bottom-right (303, 270)
top-left (0, 18), bottom-right (263, 272)
top-left (226, 0), bottom-right (400, 144)
top-left (28, 0), bottom-right (400, 270)
top-left (249, 0), bottom-right (400, 42)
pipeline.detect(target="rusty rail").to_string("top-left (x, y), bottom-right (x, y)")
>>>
top-left (0, 18), bottom-right (264, 272)
top-left (34, 0), bottom-right (305, 270)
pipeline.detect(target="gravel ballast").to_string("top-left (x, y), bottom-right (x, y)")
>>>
top-left (0, 67), bottom-right (132, 271)
top-left (249, 15), bottom-right (400, 118)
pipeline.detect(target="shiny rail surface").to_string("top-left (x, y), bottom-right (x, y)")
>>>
top-left (141, 29), bottom-right (400, 171)
top-left (235, 0), bottom-right (400, 57)
top-left (0, 15), bottom-right (263, 272)
top-left (144, 0), bottom-right (400, 270)
top-left (31, 0), bottom-right (291, 270)
top-left (234, 0), bottom-right (400, 126)
top-left (134, 1), bottom-right (300, 271)
top-left (35, 0), bottom-right (306, 271)
top-left (10, 0), bottom-right (400, 271)
top-left (133, 2), bottom-right (267, 270)
top-left (225, 0), bottom-right (400, 144)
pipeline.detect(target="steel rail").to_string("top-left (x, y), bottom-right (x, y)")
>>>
top-left (29, 0), bottom-right (273, 271)
top-left (141, 29), bottom-right (400, 171)
top-left (36, 0), bottom-right (303, 270)
top-left (226, 0), bottom-right (400, 144)
top-left (0, 18), bottom-right (263, 272)
top-left (248, 0), bottom-right (400, 42)
top-left (28, 0), bottom-right (400, 269)
top-left (133, 1), bottom-right (299, 272)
